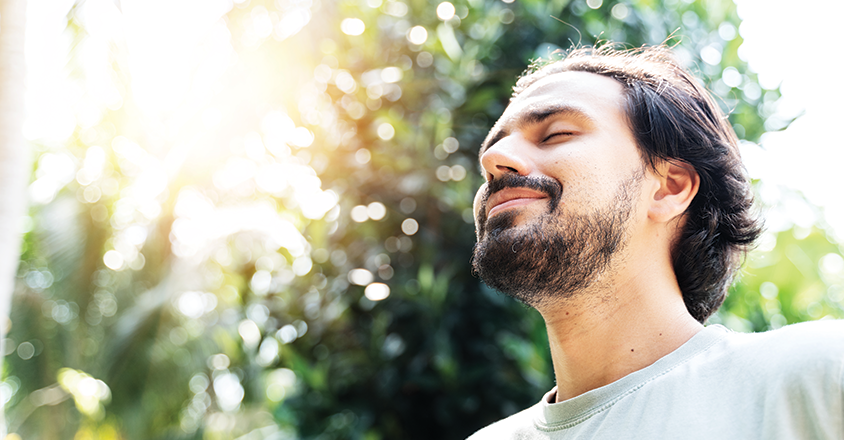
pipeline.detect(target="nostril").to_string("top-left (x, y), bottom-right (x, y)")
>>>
top-left (498, 165), bottom-right (519, 174)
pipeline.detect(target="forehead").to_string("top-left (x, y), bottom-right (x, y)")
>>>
top-left (513, 70), bottom-right (625, 112)
top-left (482, 71), bottom-right (628, 150)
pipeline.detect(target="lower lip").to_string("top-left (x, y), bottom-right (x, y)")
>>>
top-left (488, 198), bottom-right (545, 218)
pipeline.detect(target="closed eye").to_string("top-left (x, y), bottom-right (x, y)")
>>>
top-left (541, 132), bottom-right (574, 143)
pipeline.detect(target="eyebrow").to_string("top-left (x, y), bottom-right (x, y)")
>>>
top-left (478, 104), bottom-right (595, 155)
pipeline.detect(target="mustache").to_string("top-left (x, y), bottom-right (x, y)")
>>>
top-left (478, 174), bottom-right (563, 229)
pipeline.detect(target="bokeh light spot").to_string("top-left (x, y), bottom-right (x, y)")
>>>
top-left (335, 70), bottom-right (357, 93)
top-left (364, 283), bottom-right (390, 301)
top-left (499, 8), bottom-right (515, 24)
top-left (277, 325), bottom-right (298, 344)
top-left (355, 148), bottom-right (372, 164)
top-left (701, 44), bottom-right (722, 65)
top-left (401, 218), bottom-right (419, 235)
top-left (17, 342), bottom-right (35, 360)
top-left (351, 205), bottom-right (369, 222)
top-left (381, 67), bottom-right (403, 83)
top-left (348, 268), bottom-right (374, 286)
top-left (437, 2), bottom-right (456, 21)
top-left (760, 281), bottom-right (779, 300)
top-left (177, 291), bottom-right (206, 319)
top-left (208, 354), bottom-right (230, 370)
top-left (385, 2), bottom-right (408, 17)
top-left (377, 123), bottom-right (395, 140)
top-left (266, 369), bottom-right (296, 402)
top-left (250, 270), bottom-right (272, 295)
top-left (213, 372), bottom-right (244, 412)
top-left (436, 165), bottom-right (451, 181)
top-left (237, 319), bottom-right (262, 347)
top-left (367, 202), bottom-right (387, 220)
top-left (718, 22), bottom-right (737, 41)
top-left (292, 256), bottom-right (313, 276)
top-left (451, 165), bottom-right (467, 181)
top-left (103, 250), bottom-right (124, 271)
top-left (722, 67), bottom-right (742, 88)
top-left (820, 253), bottom-right (844, 274)
top-left (407, 26), bottom-right (428, 45)
top-left (443, 136), bottom-right (459, 153)
top-left (256, 338), bottom-right (279, 366)
top-left (400, 197), bottom-right (416, 214)
top-left (417, 51), bottom-right (434, 67)
top-left (340, 18), bottom-right (365, 36)
top-left (611, 3), bottom-right (629, 20)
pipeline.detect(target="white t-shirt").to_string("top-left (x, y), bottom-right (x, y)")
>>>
top-left (468, 321), bottom-right (844, 439)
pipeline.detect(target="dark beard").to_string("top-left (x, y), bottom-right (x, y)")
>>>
top-left (470, 172), bottom-right (642, 308)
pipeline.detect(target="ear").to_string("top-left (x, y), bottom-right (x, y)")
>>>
top-left (647, 160), bottom-right (700, 224)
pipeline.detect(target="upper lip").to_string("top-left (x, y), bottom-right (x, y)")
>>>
top-left (486, 187), bottom-right (549, 217)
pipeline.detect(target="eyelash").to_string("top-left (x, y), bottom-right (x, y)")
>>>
top-left (542, 131), bottom-right (573, 143)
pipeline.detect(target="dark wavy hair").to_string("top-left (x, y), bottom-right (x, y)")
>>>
top-left (512, 44), bottom-right (762, 323)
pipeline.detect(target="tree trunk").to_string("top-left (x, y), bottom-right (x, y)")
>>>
top-left (0, 0), bottom-right (29, 435)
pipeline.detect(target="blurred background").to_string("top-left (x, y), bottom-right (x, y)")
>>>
top-left (3, 0), bottom-right (844, 438)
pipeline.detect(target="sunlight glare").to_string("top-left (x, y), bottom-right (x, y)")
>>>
top-left (256, 163), bottom-right (289, 194)
top-left (275, 8), bottom-right (312, 41)
top-left (213, 158), bottom-right (258, 190)
top-left (299, 189), bottom-right (338, 220)
top-left (291, 127), bottom-right (315, 147)
top-left (172, 188), bottom-right (310, 262)
top-left (30, 153), bottom-right (76, 204)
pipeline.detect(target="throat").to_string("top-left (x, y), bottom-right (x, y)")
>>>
top-left (542, 291), bottom-right (703, 402)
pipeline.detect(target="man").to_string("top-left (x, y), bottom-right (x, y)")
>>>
top-left (467, 44), bottom-right (844, 439)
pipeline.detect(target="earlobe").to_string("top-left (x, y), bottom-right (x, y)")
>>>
top-left (648, 161), bottom-right (700, 223)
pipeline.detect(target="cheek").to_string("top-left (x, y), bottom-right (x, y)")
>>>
top-left (473, 183), bottom-right (488, 220)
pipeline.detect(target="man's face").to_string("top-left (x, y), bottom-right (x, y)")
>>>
top-left (471, 71), bottom-right (649, 307)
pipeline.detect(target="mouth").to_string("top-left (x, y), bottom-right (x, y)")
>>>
top-left (486, 188), bottom-right (549, 219)
top-left (475, 175), bottom-right (563, 236)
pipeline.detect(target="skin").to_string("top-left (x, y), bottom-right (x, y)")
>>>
top-left (474, 71), bottom-right (704, 402)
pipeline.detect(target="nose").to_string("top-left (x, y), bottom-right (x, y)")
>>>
top-left (480, 134), bottom-right (533, 181)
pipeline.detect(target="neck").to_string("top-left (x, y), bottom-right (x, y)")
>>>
top-left (537, 259), bottom-right (703, 402)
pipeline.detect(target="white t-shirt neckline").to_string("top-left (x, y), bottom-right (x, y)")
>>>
top-left (537, 324), bottom-right (730, 430)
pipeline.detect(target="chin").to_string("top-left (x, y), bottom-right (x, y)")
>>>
top-left (472, 203), bottom-right (633, 308)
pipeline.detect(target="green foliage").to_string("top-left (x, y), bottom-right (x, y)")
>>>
top-left (5, 0), bottom-right (843, 439)
top-left (715, 191), bottom-right (844, 332)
